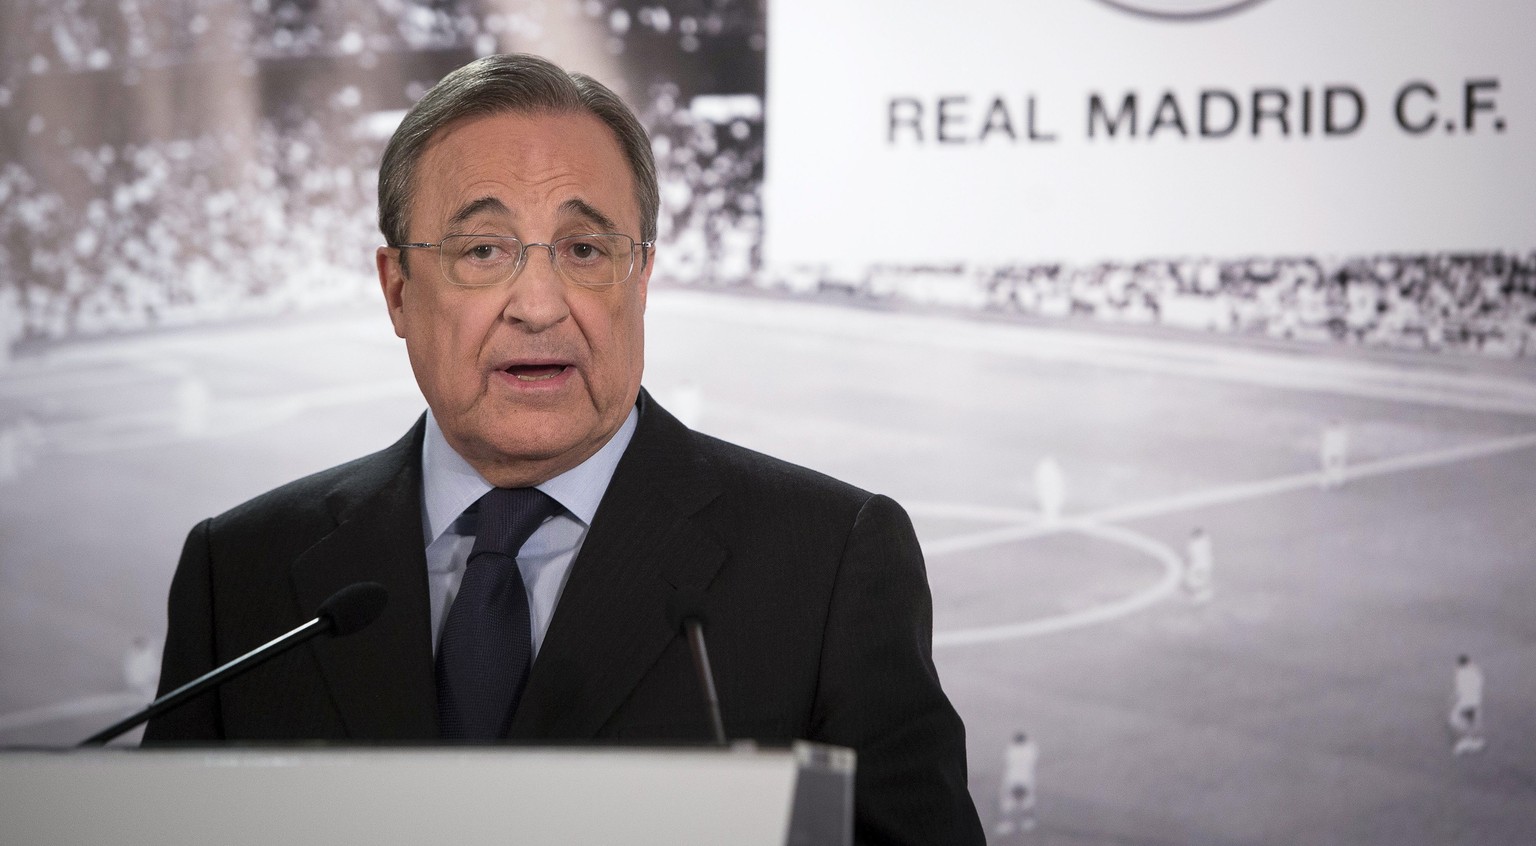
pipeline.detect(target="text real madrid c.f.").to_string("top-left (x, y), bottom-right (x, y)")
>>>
top-left (887, 78), bottom-right (1505, 145)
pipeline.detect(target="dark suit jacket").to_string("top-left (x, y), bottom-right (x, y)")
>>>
top-left (144, 390), bottom-right (984, 844)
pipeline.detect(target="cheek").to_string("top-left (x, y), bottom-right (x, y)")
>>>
top-left (627, 313), bottom-right (645, 371)
top-left (405, 290), bottom-right (489, 389)
top-left (609, 298), bottom-right (646, 371)
top-left (577, 295), bottom-right (645, 387)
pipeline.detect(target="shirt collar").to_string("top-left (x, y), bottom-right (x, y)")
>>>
top-left (420, 405), bottom-right (639, 545)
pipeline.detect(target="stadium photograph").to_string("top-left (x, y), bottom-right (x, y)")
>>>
top-left (2, 1), bottom-right (1533, 843)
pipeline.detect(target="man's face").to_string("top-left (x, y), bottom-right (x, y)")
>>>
top-left (378, 110), bottom-right (650, 487)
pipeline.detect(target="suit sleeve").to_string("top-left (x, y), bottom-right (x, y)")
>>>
top-left (141, 518), bottom-right (224, 743)
top-left (811, 494), bottom-right (985, 845)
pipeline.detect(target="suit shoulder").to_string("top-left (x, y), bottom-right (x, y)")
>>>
top-left (687, 429), bottom-right (882, 512)
top-left (209, 424), bottom-right (420, 540)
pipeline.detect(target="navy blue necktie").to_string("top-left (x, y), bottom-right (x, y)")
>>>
top-left (436, 487), bottom-right (559, 740)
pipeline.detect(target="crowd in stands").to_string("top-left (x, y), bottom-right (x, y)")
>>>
top-left (0, 0), bottom-right (764, 354)
top-left (0, 91), bottom-right (761, 349)
top-left (1, 116), bottom-right (381, 339)
top-left (762, 254), bottom-right (1536, 358)
top-left (3, 1), bottom-right (1531, 361)
top-left (643, 85), bottom-right (763, 287)
top-left (2, 0), bottom-right (760, 74)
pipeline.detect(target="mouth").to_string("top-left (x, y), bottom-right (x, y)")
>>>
top-left (501, 363), bottom-right (570, 382)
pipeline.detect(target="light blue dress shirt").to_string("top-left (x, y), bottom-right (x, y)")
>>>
top-left (419, 406), bottom-right (638, 658)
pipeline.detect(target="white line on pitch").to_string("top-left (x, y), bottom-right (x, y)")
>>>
top-left (920, 430), bottom-right (1536, 647)
top-left (917, 430), bottom-right (1536, 559)
top-left (47, 378), bottom-right (420, 456)
top-left (931, 520), bottom-right (1183, 648)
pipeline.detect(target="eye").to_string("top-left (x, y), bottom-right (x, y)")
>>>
top-left (559, 235), bottom-right (613, 265)
top-left (449, 235), bottom-right (517, 264)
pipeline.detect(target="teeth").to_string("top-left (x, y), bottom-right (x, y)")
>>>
top-left (510, 365), bottom-right (565, 382)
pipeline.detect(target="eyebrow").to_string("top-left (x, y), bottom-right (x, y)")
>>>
top-left (443, 195), bottom-right (623, 235)
top-left (446, 196), bottom-right (511, 232)
top-left (559, 198), bottom-right (620, 233)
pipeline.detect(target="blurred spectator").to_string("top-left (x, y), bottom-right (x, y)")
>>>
top-left (1184, 526), bottom-right (1214, 603)
top-left (1449, 653), bottom-right (1486, 755)
top-left (1033, 456), bottom-right (1065, 524)
top-left (995, 731), bottom-right (1040, 836)
top-left (1320, 419), bottom-right (1348, 490)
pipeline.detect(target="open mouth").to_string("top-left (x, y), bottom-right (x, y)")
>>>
top-left (505, 364), bottom-right (569, 382)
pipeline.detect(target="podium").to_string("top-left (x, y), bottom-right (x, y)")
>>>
top-left (0, 742), bottom-right (854, 845)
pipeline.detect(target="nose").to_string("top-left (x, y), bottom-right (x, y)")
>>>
top-left (520, 242), bottom-right (558, 272)
top-left (500, 242), bottom-right (569, 330)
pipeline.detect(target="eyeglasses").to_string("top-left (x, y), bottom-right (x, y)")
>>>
top-left (392, 233), bottom-right (654, 289)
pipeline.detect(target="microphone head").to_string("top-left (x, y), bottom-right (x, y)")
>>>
top-left (665, 586), bottom-right (710, 633)
top-left (318, 582), bottom-right (389, 637)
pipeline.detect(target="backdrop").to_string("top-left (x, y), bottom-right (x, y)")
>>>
top-left (2, 2), bottom-right (1533, 844)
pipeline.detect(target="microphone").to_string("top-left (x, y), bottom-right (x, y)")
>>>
top-left (666, 587), bottom-right (727, 746)
top-left (79, 581), bottom-right (389, 747)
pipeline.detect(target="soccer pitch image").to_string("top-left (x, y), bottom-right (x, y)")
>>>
top-left (2, 288), bottom-right (1532, 844)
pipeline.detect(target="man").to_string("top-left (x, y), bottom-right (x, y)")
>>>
top-left (144, 53), bottom-right (984, 844)
top-left (1319, 418), bottom-right (1348, 489)
top-left (994, 730), bottom-right (1039, 836)
top-left (1183, 526), bottom-right (1214, 604)
top-left (1448, 653), bottom-right (1485, 755)
top-left (1032, 455), bottom-right (1064, 524)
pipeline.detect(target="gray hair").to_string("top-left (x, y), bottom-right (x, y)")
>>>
top-left (378, 53), bottom-right (659, 251)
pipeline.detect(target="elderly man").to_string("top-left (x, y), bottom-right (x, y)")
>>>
top-left (145, 53), bottom-right (982, 844)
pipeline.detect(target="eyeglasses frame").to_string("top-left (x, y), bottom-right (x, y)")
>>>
top-left (390, 232), bottom-right (655, 289)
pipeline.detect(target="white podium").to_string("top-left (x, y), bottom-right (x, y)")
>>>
top-left (0, 742), bottom-right (854, 845)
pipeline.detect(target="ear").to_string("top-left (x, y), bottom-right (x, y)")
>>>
top-left (633, 244), bottom-right (654, 312)
top-left (377, 246), bottom-right (408, 339)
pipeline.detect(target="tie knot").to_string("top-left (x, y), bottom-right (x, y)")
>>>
top-left (469, 487), bottom-right (560, 559)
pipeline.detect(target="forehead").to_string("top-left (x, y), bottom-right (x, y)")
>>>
top-left (412, 109), bottom-right (638, 235)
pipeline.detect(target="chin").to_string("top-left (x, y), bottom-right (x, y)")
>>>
top-left (447, 392), bottom-right (627, 472)
top-left (483, 413), bottom-right (600, 464)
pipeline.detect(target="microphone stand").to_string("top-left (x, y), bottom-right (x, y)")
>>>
top-left (682, 619), bottom-right (728, 746)
top-left (79, 616), bottom-right (329, 747)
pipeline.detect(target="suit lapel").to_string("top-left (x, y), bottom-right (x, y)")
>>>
top-left (510, 393), bottom-right (726, 739)
top-left (289, 419), bottom-right (440, 740)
